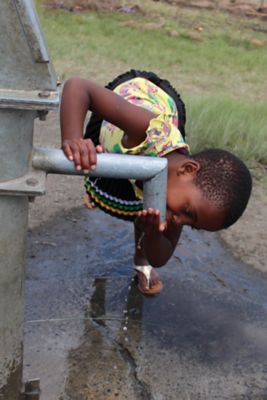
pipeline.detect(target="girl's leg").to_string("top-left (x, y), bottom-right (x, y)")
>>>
top-left (83, 194), bottom-right (95, 209)
top-left (134, 221), bottom-right (163, 294)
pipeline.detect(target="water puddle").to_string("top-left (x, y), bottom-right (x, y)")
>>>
top-left (24, 206), bottom-right (267, 399)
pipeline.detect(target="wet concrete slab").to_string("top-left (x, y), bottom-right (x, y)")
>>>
top-left (24, 206), bottom-right (267, 399)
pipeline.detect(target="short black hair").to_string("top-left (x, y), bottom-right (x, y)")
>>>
top-left (191, 148), bottom-right (252, 229)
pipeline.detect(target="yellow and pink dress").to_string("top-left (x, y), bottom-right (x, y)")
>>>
top-left (84, 70), bottom-right (189, 221)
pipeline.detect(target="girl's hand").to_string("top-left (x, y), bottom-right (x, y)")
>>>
top-left (136, 208), bottom-right (167, 236)
top-left (62, 138), bottom-right (103, 174)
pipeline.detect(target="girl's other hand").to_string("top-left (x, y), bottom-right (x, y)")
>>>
top-left (136, 208), bottom-right (167, 235)
top-left (62, 138), bottom-right (103, 174)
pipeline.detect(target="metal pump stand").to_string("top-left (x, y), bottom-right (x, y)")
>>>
top-left (0, 1), bottom-right (167, 399)
top-left (0, 2), bottom-right (58, 399)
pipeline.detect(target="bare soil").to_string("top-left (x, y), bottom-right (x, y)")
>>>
top-left (220, 179), bottom-right (267, 274)
top-left (45, 0), bottom-right (267, 20)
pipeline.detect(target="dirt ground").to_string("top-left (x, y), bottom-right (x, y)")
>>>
top-left (220, 178), bottom-right (267, 274)
top-left (46, 0), bottom-right (267, 19)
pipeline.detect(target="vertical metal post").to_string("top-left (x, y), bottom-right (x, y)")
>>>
top-left (0, 198), bottom-right (28, 399)
top-left (0, 110), bottom-right (35, 399)
top-left (0, 1), bottom-right (59, 398)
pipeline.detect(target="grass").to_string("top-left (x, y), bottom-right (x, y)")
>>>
top-left (35, 0), bottom-right (267, 166)
top-left (187, 96), bottom-right (267, 164)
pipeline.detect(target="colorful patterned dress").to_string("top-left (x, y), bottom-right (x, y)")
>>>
top-left (84, 71), bottom-right (189, 221)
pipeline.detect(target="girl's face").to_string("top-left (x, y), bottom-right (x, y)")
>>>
top-left (167, 180), bottom-right (225, 231)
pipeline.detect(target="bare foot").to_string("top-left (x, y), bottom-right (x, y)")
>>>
top-left (135, 266), bottom-right (163, 295)
top-left (83, 194), bottom-right (95, 209)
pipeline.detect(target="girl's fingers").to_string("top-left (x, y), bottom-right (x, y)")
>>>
top-left (86, 139), bottom-right (97, 170)
top-left (76, 139), bottom-right (97, 172)
top-left (62, 143), bottom-right (74, 161)
top-left (137, 208), bottom-right (159, 217)
top-left (71, 144), bottom-right (82, 171)
top-left (63, 139), bottom-right (98, 173)
top-left (78, 142), bottom-right (90, 172)
top-left (136, 209), bottom-right (162, 233)
top-left (159, 221), bottom-right (167, 232)
top-left (63, 141), bottom-right (82, 170)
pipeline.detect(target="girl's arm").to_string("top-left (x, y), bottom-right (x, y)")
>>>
top-left (136, 209), bottom-right (183, 267)
top-left (60, 77), bottom-right (155, 171)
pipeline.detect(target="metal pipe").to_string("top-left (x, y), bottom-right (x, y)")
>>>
top-left (0, 1), bottom-right (59, 397)
top-left (0, 110), bottom-right (36, 400)
top-left (0, 196), bottom-right (28, 400)
top-left (32, 147), bottom-right (168, 220)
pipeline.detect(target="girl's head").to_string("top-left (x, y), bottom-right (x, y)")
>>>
top-left (167, 149), bottom-right (252, 231)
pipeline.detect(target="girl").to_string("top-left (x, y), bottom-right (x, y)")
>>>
top-left (60, 70), bottom-right (252, 295)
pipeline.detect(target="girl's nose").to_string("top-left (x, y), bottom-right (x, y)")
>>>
top-left (171, 213), bottom-right (183, 225)
top-left (166, 209), bottom-right (173, 223)
top-left (172, 214), bottom-right (179, 223)
top-left (166, 209), bottom-right (184, 226)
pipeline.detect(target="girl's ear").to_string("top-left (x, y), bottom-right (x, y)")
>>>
top-left (177, 159), bottom-right (200, 176)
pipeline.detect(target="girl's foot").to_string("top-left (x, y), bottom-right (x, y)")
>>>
top-left (83, 194), bottom-right (95, 209)
top-left (134, 265), bottom-right (163, 295)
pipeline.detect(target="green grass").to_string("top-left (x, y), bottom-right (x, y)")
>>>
top-left (35, 0), bottom-right (267, 165)
top-left (187, 96), bottom-right (267, 164)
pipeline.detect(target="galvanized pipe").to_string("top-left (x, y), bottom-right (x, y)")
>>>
top-left (0, 196), bottom-right (28, 399)
top-left (0, 0), bottom-right (58, 396)
top-left (0, 110), bottom-right (36, 400)
top-left (32, 147), bottom-right (168, 221)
